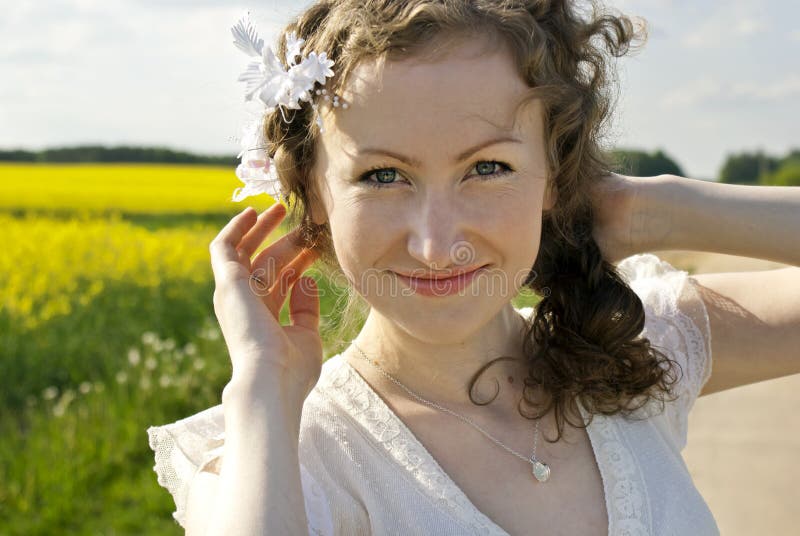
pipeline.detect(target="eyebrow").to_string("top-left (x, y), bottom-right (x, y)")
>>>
top-left (356, 136), bottom-right (524, 168)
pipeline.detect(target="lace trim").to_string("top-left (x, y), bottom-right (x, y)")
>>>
top-left (577, 402), bottom-right (652, 535)
top-left (617, 254), bottom-right (713, 452)
top-left (147, 425), bottom-right (191, 528)
top-left (148, 410), bottom-right (335, 534)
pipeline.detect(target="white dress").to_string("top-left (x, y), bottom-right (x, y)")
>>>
top-left (147, 253), bottom-right (719, 535)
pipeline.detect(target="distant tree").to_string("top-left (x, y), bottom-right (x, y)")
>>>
top-left (718, 150), bottom-right (781, 184)
top-left (0, 149), bottom-right (37, 161)
top-left (0, 145), bottom-right (238, 166)
top-left (761, 155), bottom-right (800, 187)
top-left (608, 148), bottom-right (685, 177)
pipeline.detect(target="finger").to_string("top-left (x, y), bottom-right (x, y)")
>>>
top-left (265, 248), bottom-right (320, 316)
top-left (289, 276), bottom-right (320, 331)
top-left (270, 247), bottom-right (321, 298)
top-left (210, 207), bottom-right (258, 271)
top-left (237, 203), bottom-right (287, 259)
top-left (249, 226), bottom-right (307, 287)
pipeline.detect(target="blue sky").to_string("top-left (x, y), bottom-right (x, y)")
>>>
top-left (1, 0), bottom-right (797, 179)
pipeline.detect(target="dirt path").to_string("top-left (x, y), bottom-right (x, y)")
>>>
top-left (652, 250), bottom-right (791, 274)
top-left (646, 250), bottom-right (797, 535)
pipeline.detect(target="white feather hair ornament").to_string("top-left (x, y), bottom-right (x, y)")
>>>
top-left (229, 12), bottom-right (337, 203)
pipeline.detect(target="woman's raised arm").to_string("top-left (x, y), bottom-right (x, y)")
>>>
top-left (633, 174), bottom-right (800, 266)
top-left (593, 173), bottom-right (800, 397)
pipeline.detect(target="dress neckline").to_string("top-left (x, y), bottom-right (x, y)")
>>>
top-left (318, 352), bottom-right (654, 535)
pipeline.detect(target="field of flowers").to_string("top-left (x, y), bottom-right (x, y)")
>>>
top-left (0, 163), bottom-right (303, 534)
top-left (0, 162), bottom-right (538, 534)
top-left (0, 163), bottom-right (262, 215)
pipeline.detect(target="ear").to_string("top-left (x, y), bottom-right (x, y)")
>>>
top-left (543, 181), bottom-right (557, 212)
top-left (307, 188), bottom-right (329, 226)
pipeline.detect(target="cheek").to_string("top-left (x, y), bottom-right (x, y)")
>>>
top-left (495, 183), bottom-right (546, 278)
top-left (327, 204), bottom-right (389, 280)
top-left (481, 181), bottom-right (545, 235)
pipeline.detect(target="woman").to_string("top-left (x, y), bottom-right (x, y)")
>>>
top-left (148, 2), bottom-right (800, 534)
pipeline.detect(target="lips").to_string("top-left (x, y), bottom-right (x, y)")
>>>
top-left (393, 264), bottom-right (488, 281)
top-left (392, 265), bottom-right (490, 297)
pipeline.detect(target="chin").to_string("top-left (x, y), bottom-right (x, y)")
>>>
top-left (374, 295), bottom-right (500, 342)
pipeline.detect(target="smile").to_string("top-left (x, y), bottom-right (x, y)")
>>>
top-left (392, 265), bottom-right (489, 297)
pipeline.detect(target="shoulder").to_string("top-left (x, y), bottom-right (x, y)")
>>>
top-left (615, 253), bottom-right (713, 451)
top-left (615, 254), bottom-right (712, 389)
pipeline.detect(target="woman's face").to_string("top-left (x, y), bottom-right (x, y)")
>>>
top-left (311, 36), bottom-right (554, 339)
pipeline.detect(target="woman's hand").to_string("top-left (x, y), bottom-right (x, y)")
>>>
top-left (209, 203), bottom-right (323, 406)
top-left (589, 172), bottom-right (646, 263)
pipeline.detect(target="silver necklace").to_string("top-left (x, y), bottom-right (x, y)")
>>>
top-left (350, 341), bottom-right (552, 483)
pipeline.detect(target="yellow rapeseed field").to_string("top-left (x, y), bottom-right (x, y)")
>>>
top-left (0, 162), bottom-right (273, 213)
top-left (0, 212), bottom-right (217, 330)
top-left (0, 162), bottom-right (279, 331)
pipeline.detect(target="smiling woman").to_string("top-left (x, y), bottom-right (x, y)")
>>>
top-left (142, 2), bottom-right (739, 535)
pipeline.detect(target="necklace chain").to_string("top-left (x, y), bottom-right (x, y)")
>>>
top-left (349, 341), bottom-right (546, 469)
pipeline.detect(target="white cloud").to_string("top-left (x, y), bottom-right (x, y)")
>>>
top-left (681, 1), bottom-right (768, 49)
top-left (733, 17), bottom-right (766, 37)
top-left (682, 18), bottom-right (767, 48)
top-left (660, 77), bottom-right (722, 107)
top-left (731, 75), bottom-right (800, 101)
top-left (660, 74), bottom-right (800, 108)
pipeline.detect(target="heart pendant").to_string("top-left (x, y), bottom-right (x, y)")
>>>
top-left (532, 460), bottom-right (551, 482)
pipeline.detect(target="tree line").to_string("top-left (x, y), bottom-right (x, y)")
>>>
top-left (608, 147), bottom-right (800, 186)
top-left (1, 144), bottom-right (798, 186)
top-left (0, 145), bottom-right (237, 167)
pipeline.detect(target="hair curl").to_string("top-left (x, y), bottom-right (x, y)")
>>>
top-left (260, 0), bottom-right (684, 444)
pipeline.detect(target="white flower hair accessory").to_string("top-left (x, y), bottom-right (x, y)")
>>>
top-left (229, 12), bottom-right (346, 203)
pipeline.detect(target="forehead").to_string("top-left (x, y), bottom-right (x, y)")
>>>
top-left (324, 35), bottom-right (539, 149)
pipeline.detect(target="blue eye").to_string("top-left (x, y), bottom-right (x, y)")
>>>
top-left (357, 161), bottom-right (514, 189)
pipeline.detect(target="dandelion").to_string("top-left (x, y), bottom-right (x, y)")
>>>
top-left (200, 325), bottom-right (220, 341)
top-left (164, 338), bottom-right (176, 351)
top-left (183, 342), bottom-right (197, 355)
top-left (145, 357), bottom-right (158, 370)
top-left (159, 374), bottom-right (172, 388)
top-left (53, 389), bottom-right (76, 417)
top-left (140, 377), bottom-right (152, 391)
top-left (43, 386), bottom-right (59, 400)
top-left (79, 381), bottom-right (92, 394)
top-left (116, 371), bottom-right (128, 384)
top-left (193, 359), bottom-right (206, 371)
top-left (141, 332), bottom-right (157, 346)
top-left (174, 349), bottom-right (185, 362)
top-left (128, 348), bottom-right (141, 366)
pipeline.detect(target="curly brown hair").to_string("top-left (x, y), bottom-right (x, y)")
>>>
top-left (258, 0), bottom-right (684, 444)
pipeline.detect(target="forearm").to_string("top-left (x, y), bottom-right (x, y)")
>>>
top-left (205, 381), bottom-right (308, 536)
top-left (635, 175), bottom-right (800, 266)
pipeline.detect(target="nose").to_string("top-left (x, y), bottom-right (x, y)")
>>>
top-left (406, 191), bottom-right (468, 271)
